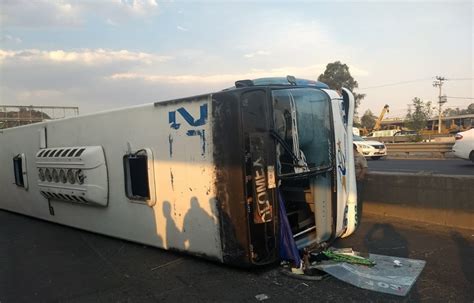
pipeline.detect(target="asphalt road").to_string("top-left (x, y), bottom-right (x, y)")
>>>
top-left (368, 159), bottom-right (474, 176)
top-left (1, 210), bottom-right (472, 302)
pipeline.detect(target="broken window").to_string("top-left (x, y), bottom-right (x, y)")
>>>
top-left (13, 154), bottom-right (28, 189)
top-left (123, 151), bottom-right (150, 201)
top-left (272, 88), bottom-right (333, 176)
top-left (13, 155), bottom-right (24, 187)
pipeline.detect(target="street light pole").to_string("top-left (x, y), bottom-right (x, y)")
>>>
top-left (433, 76), bottom-right (446, 134)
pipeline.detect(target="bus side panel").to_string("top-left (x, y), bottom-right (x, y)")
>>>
top-left (0, 99), bottom-right (223, 262)
top-left (331, 98), bottom-right (350, 235)
top-left (0, 125), bottom-right (52, 217)
top-left (328, 91), bottom-right (357, 237)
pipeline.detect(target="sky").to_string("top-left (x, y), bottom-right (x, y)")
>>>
top-left (0, 0), bottom-right (472, 119)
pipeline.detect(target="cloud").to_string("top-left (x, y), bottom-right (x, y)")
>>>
top-left (17, 89), bottom-right (64, 101)
top-left (0, 34), bottom-right (22, 43)
top-left (348, 65), bottom-right (369, 77)
top-left (0, 0), bottom-right (160, 27)
top-left (105, 18), bottom-right (118, 26)
top-left (106, 63), bottom-right (327, 85)
top-left (243, 50), bottom-right (270, 58)
top-left (177, 25), bottom-right (189, 32)
top-left (0, 0), bottom-right (83, 27)
top-left (0, 48), bottom-right (172, 65)
top-left (0, 45), bottom-right (334, 114)
top-left (0, 47), bottom-right (177, 113)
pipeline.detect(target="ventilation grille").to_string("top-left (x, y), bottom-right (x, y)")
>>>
top-left (36, 148), bottom-right (86, 158)
top-left (40, 191), bottom-right (90, 204)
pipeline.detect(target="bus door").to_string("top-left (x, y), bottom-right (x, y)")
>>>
top-left (240, 89), bottom-right (278, 264)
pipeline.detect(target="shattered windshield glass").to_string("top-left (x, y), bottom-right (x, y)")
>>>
top-left (272, 88), bottom-right (332, 176)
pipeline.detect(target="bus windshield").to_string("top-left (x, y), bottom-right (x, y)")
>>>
top-left (272, 88), bottom-right (333, 177)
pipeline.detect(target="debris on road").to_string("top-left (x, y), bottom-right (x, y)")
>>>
top-left (393, 260), bottom-right (403, 267)
top-left (319, 248), bottom-right (376, 266)
top-left (255, 293), bottom-right (269, 301)
top-left (279, 246), bottom-right (425, 296)
top-left (312, 253), bottom-right (426, 296)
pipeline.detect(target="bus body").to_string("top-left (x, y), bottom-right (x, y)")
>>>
top-left (0, 77), bottom-right (357, 267)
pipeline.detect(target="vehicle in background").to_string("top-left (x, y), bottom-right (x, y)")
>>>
top-left (353, 135), bottom-right (387, 160)
top-left (366, 129), bottom-right (399, 138)
top-left (453, 129), bottom-right (474, 162)
top-left (394, 130), bottom-right (418, 136)
top-left (352, 127), bottom-right (360, 136)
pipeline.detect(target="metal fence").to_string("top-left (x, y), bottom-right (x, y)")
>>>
top-left (0, 105), bottom-right (79, 129)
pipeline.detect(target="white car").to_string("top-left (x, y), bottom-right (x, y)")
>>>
top-left (353, 135), bottom-right (387, 160)
top-left (453, 129), bottom-right (474, 162)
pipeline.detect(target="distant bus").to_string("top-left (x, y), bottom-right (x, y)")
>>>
top-left (0, 77), bottom-right (357, 267)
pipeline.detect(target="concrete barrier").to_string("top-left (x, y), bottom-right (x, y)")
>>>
top-left (362, 172), bottom-right (474, 230)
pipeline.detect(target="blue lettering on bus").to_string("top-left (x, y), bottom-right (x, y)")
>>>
top-left (169, 104), bottom-right (208, 130)
top-left (186, 130), bottom-right (206, 156)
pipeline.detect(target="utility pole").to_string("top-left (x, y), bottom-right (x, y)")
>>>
top-left (433, 76), bottom-right (446, 134)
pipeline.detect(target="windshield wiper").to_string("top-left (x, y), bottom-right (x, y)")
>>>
top-left (279, 164), bottom-right (333, 180)
top-left (269, 130), bottom-right (300, 166)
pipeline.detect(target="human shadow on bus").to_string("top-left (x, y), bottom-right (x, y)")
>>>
top-left (182, 196), bottom-right (218, 254)
top-left (158, 196), bottom-right (246, 264)
top-left (163, 200), bottom-right (185, 250)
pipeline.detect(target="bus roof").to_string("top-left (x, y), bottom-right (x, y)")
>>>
top-left (224, 76), bottom-right (329, 90)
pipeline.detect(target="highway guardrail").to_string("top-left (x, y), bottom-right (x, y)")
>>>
top-left (386, 142), bottom-right (455, 158)
top-left (369, 135), bottom-right (455, 144)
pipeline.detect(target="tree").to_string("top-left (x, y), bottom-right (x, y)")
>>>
top-left (442, 103), bottom-right (474, 116)
top-left (466, 103), bottom-right (474, 114)
top-left (405, 97), bottom-right (432, 133)
top-left (317, 61), bottom-right (366, 113)
top-left (443, 107), bottom-right (462, 116)
top-left (360, 109), bottom-right (377, 130)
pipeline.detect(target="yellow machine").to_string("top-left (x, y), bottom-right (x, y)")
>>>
top-left (373, 105), bottom-right (390, 131)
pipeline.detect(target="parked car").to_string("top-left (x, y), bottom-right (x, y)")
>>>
top-left (453, 129), bottom-right (474, 162)
top-left (353, 135), bottom-right (387, 160)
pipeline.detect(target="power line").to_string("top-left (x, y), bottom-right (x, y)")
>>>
top-left (444, 103), bottom-right (473, 107)
top-left (446, 78), bottom-right (473, 81)
top-left (446, 96), bottom-right (474, 99)
top-left (359, 77), bottom-right (472, 90)
top-left (359, 77), bottom-right (433, 90)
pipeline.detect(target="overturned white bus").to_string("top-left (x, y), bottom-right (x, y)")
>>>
top-left (0, 76), bottom-right (357, 267)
